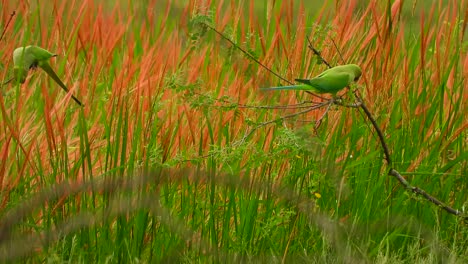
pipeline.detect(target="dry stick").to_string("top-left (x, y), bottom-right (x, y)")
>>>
top-left (203, 22), bottom-right (328, 100)
top-left (307, 42), bottom-right (467, 220)
top-left (355, 95), bottom-right (392, 166)
top-left (240, 101), bottom-right (329, 140)
top-left (306, 36), bottom-right (332, 68)
top-left (0, 11), bottom-right (15, 42)
top-left (359, 96), bottom-right (466, 218)
top-left (0, 12), bottom-right (16, 85)
top-left (329, 37), bottom-right (346, 65)
top-left (202, 22), bottom-right (293, 85)
top-left (237, 101), bottom-right (323, 109)
top-left (190, 91), bottom-right (324, 109)
top-left (314, 99), bottom-right (333, 128)
top-left (182, 101), bottom-right (329, 162)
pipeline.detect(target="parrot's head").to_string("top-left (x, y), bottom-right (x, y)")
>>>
top-left (350, 64), bottom-right (362, 81)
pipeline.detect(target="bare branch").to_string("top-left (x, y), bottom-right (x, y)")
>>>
top-left (0, 11), bottom-right (15, 42)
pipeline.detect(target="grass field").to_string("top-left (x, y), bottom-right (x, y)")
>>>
top-left (0, 0), bottom-right (467, 263)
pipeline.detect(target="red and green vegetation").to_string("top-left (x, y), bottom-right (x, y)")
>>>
top-left (0, 0), bottom-right (466, 262)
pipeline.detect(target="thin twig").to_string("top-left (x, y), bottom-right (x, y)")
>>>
top-left (306, 36), bottom-right (332, 68)
top-left (189, 91), bottom-right (324, 110)
top-left (0, 11), bottom-right (15, 42)
top-left (237, 102), bottom-right (329, 144)
top-left (355, 95), bottom-right (392, 166)
top-left (203, 23), bottom-right (328, 99)
top-left (314, 99), bottom-right (333, 128)
top-left (389, 169), bottom-right (467, 220)
top-left (0, 12), bottom-right (16, 86)
top-left (202, 22), bottom-right (293, 85)
top-left (329, 37), bottom-right (346, 64)
top-left (237, 101), bottom-right (324, 110)
top-left (355, 93), bottom-right (466, 220)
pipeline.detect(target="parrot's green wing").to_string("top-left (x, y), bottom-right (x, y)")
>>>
top-left (38, 61), bottom-right (83, 106)
top-left (27, 46), bottom-right (57, 61)
top-left (295, 71), bottom-right (353, 95)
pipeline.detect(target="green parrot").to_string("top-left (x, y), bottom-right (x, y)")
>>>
top-left (10, 45), bottom-right (83, 106)
top-left (261, 64), bottom-right (362, 97)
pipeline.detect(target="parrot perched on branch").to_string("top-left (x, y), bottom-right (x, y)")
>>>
top-left (8, 45), bottom-right (83, 106)
top-left (261, 64), bottom-right (362, 97)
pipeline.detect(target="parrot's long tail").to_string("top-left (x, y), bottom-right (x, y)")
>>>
top-left (39, 63), bottom-right (83, 106)
top-left (260, 85), bottom-right (310, 91)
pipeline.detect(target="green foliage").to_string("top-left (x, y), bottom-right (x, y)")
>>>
top-left (188, 13), bottom-right (213, 49)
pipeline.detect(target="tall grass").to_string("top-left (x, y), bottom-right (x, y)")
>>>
top-left (0, 0), bottom-right (466, 262)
